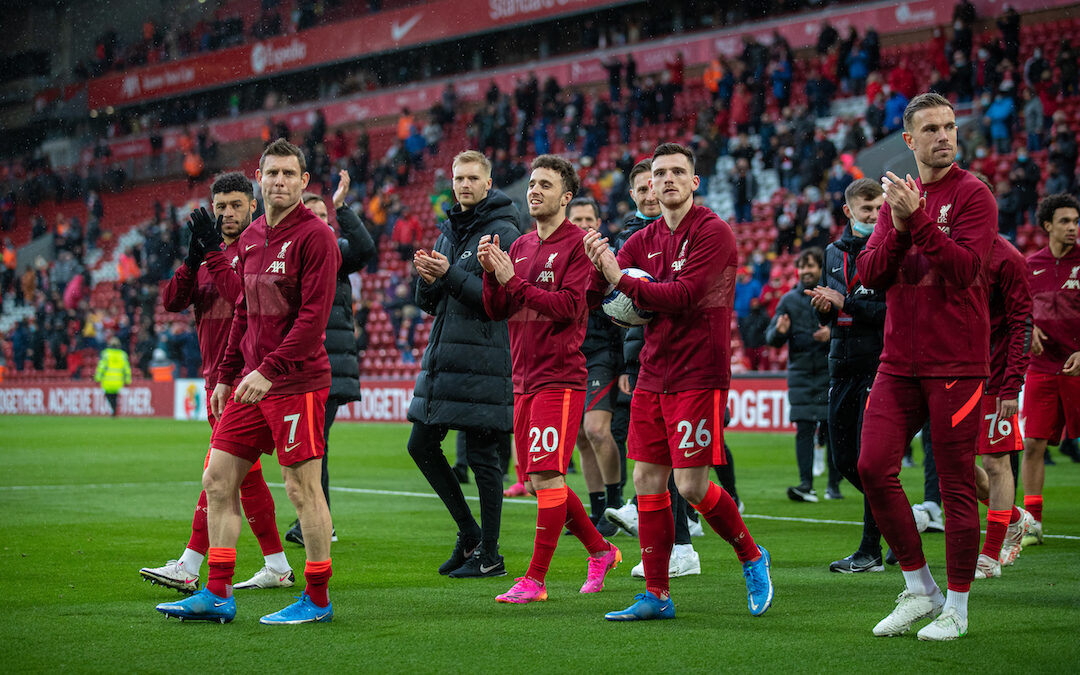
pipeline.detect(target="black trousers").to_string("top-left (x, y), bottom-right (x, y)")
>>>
top-left (795, 418), bottom-right (838, 489)
top-left (319, 400), bottom-right (340, 510)
top-left (829, 372), bottom-right (881, 554)
top-left (105, 392), bottom-right (119, 417)
top-left (408, 421), bottom-right (505, 552)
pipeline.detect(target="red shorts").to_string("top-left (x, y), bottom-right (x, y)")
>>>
top-left (977, 394), bottom-right (1023, 454)
top-left (211, 388), bottom-right (329, 467)
top-left (628, 389), bottom-right (728, 468)
top-left (201, 391), bottom-right (262, 473)
top-left (1022, 370), bottom-right (1080, 443)
top-left (514, 388), bottom-right (586, 475)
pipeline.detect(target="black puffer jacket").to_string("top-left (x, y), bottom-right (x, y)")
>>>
top-left (765, 282), bottom-right (830, 421)
top-left (613, 212), bottom-right (654, 399)
top-left (327, 205), bottom-right (377, 404)
top-left (819, 227), bottom-right (886, 378)
top-left (408, 190), bottom-right (521, 431)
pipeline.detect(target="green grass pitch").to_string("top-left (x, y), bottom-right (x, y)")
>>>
top-left (2, 416), bottom-right (1078, 673)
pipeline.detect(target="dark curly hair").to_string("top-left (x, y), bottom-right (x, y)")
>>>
top-left (210, 171), bottom-right (254, 199)
top-left (531, 154), bottom-right (579, 197)
top-left (1036, 193), bottom-right (1080, 231)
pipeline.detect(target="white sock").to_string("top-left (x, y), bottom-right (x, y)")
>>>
top-left (943, 589), bottom-right (969, 619)
top-left (901, 564), bottom-right (939, 597)
top-left (179, 548), bottom-right (204, 572)
top-left (265, 552), bottom-right (290, 573)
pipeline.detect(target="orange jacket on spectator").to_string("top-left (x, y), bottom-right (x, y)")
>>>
top-left (397, 114), bottom-right (414, 141)
top-left (2, 246), bottom-right (14, 270)
top-left (703, 59), bottom-right (722, 94)
top-left (183, 152), bottom-right (204, 179)
top-left (117, 252), bottom-right (140, 283)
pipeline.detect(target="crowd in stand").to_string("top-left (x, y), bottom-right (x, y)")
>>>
top-left (4, 2), bottom-right (1080, 377)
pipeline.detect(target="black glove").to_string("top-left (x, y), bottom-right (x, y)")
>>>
top-left (184, 234), bottom-right (204, 270)
top-left (188, 207), bottom-right (224, 254)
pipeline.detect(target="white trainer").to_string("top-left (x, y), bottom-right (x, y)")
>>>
top-left (912, 505), bottom-right (931, 533)
top-left (872, 589), bottom-right (944, 637)
top-left (1021, 518), bottom-right (1043, 547)
top-left (670, 544), bottom-right (701, 577)
top-left (234, 565), bottom-right (296, 590)
top-left (1000, 508), bottom-right (1034, 566)
top-left (687, 516), bottom-right (704, 537)
top-left (812, 445), bottom-right (825, 477)
top-left (604, 502), bottom-right (639, 537)
top-left (974, 553), bottom-right (1001, 579)
top-left (917, 607), bottom-right (968, 640)
top-left (139, 560), bottom-right (199, 593)
top-left (916, 501), bottom-right (945, 532)
top-left (630, 544), bottom-right (702, 578)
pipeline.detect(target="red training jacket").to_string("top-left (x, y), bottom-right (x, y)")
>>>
top-left (857, 164), bottom-right (996, 378)
top-left (161, 239), bottom-right (242, 389)
top-left (986, 236), bottom-right (1032, 398)
top-left (217, 202), bottom-right (340, 395)
top-left (482, 219), bottom-right (591, 394)
top-left (615, 204), bottom-right (737, 393)
top-left (1026, 242), bottom-right (1080, 374)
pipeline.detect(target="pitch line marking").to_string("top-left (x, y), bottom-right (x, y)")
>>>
top-left (2, 481), bottom-right (1078, 541)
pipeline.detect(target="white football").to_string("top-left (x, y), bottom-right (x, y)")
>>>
top-left (602, 267), bottom-right (656, 327)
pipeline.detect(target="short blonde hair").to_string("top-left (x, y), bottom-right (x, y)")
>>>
top-left (301, 192), bottom-right (323, 205)
top-left (452, 150), bottom-right (492, 175)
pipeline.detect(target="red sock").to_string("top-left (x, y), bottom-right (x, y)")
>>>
top-left (1024, 495), bottom-right (1043, 522)
top-left (692, 482), bottom-right (758, 563)
top-left (637, 492), bottom-right (673, 600)
top-left (1009, 505), bottom-right (1022, 524)
top-left (981, 509), bottom-right (1011, 558)
top-left (207, 547), bottom-right (236, 598)
top-left (304, 559), bottom-right (333, 607)
top-left (187, 491), bottom-right (209, 554)
top-left (564, 488), bottom-right (607, 555)
top-left (526, 487), bottom-right (568, 584)
top-left (239, 461), bottom-right (283, 556)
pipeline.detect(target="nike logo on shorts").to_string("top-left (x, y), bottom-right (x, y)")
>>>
top-left (283, 443), bottom-right (300, 453)
top-left (684, 448), bottom-right (704, 458)
top-left (945, 380), bottom-right (958, 389)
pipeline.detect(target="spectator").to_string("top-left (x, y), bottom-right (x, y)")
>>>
top-left (883, 87), bottom-right (910, 134)
top-left (997, 5), bottom-right (1022, 64)
top-left (1021, 86), bottom-right (1044, 152)
top-left (1011, 150), bottom-right (1041, 225)
top-left (1024, 47), bottom-right (1050, 87)
top-left (765, 247), bottom-right (840, 502)
top-left (949, 50), bottom-right (976, 102)
top-left (1049, 119), bottom-right (1079, 187)
top-left (730, 157), bottom-right (756, 223)
top-left (391, 207), bottom-right (423, 261)
top-left (384, 280), bottom-right (421, 363)
top-left (1044, 161), bottom-right (1071, 197)
top-left (741, 297), bottom-right (770, 371)
top-left (1057, 39), bottom-right (1079, 96)
top-left (985, 88), bottom-right (1016, 154)
top-left (995, 179), bottom-right (1023, 242)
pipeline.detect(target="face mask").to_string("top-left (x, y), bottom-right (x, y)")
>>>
top-left (852, 220), bottom-right (875, 236)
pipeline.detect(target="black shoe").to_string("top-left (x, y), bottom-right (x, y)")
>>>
top-left (285, 519), bottom-right (303, 546)
top-left (824, 486), bottom-right (843, 500)
top-left (596, 516), bottom-right (619, 538)
top-left (284, 521), bottom-right (335, 546)
top-left (885, 547), bottom-right (898, 565)
top-left (1044, 452), bottom-right (1056, 466)
top-left (787, 485), bottom-right (818, 503)
top-left (439, 534), bottom-right (480, 575)
top-left (452, 464), bottom-right (470, 484)
top-left (448, 547), bottom-right (507, 578)
top-left (829, 550), bottom-right (884, 573)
